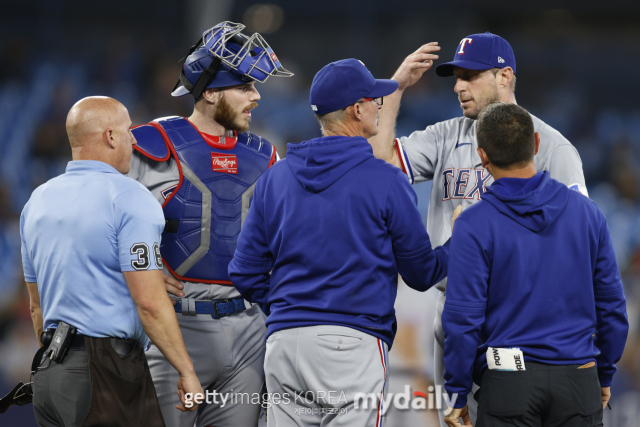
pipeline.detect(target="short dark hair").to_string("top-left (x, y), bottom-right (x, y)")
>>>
top-left (477, 103), bottom-right (535, 169)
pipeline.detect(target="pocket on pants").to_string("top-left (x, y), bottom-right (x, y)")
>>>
top-left (566, 367), bottom-right (603, 417)
top-left (483, 371), bottom-right (530, 418)
top-left (316, 328), bottom-right (364, 349)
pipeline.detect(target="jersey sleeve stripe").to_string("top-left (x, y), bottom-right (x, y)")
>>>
top-left (268, 144), bottom-right (278, 168)
top-left (395, 138), bottom-right (414, 184)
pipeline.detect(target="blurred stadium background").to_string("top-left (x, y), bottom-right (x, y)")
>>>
top-left (1, 0), bottom-right (639, 425)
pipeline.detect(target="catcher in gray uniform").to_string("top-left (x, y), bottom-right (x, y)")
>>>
top-left (369, 32), bottom-right (588, 427)
top-left (127, 22), bottom-right (291, 427)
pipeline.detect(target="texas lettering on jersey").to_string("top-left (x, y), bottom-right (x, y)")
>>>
top-left (442, 167), bottom-right (492, 201)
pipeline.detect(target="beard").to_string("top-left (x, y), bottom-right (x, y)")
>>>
top-left (213, 96), bottom-right (258, 133)
top-left (461, 84), bottom-right (500, 120)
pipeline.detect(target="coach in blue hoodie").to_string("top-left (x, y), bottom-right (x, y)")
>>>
top-left (229, 59), bottom-right (451, 426)
top-left (442, 103), bottom-right (629, 427)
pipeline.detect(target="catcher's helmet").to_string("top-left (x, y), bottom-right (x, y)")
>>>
top-left (172, 21), bottom-right (293, 98)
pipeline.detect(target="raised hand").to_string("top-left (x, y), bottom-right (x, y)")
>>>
top-left (392, 42), bottom-right (441, 91)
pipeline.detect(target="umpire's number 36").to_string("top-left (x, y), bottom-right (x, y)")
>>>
top-left (130, 242), bottom-right (163, 270)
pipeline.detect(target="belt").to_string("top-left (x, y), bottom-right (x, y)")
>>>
top-left (174, 297), bottom-right (247, 319)
top-left (70, 335), bottom-right (137, 357)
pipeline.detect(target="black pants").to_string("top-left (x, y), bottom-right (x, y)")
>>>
top-left (33, 349), bottom-right (92, 427)
top-left (476, 362), bottom-right (603, 427)
top-left (32, 337), bottom-right (165, 427)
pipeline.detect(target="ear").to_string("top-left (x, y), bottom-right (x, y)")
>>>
top-left (352, 102), bottom-right (364, 121)
top-left (477, 147), bottom-right (491, 169)
top-left (201, 89), bottom-right (219, 104)
top-left (499, 67), bottom-right (514, 90)
top-left (534, 132), bottom-right (540, 155)
top-left (105, 128), bottom-right (117, 149)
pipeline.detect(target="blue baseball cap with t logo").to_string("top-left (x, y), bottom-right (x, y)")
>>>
top-left (435, 32), bottom-right (516, 77)
top-left (310, 59), bottom-right (399, 115)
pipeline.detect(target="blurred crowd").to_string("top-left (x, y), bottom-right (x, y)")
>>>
top-left (1, 1), bottom-right (639, 425)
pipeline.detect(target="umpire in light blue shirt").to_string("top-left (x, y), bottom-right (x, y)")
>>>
top-left (20, 97), bottom-right (203, 427)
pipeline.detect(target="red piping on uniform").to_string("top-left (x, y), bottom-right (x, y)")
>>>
top-left (163, 256), bottom-right (234, 285)
top-left (131, 124), bottom-right (172, 162)
top-left (377, 339), bottom-right (387, 377)
top-left (149, 121), bottom-right (184, 208)
top-left (394, 138), bottom-right (408, 176)
top-left (376, 339), bottom-right (387, 427)
top-left (268, 145), bottom-right (277, 168)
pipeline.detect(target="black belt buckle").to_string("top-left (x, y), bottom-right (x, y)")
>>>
top-left (212, 298), bottom-right (238, 319)
top-left (212, 299), bottom-right (229, 319)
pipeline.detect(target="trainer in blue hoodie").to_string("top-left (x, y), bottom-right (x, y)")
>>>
top-left (442, 103), bottom-right (629, 427)
top-left (229, 59), bottom-right (452, 425)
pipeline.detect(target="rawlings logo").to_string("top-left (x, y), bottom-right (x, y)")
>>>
top-left (211, 153), bottom-right (238, 174)
top-left (270, 52), bottom-right (278, 63)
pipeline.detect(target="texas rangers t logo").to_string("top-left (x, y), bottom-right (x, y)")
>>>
top-left (211, 153), bottom-right (238, 174)
top-left (458, 38), bottom-right (473, 55)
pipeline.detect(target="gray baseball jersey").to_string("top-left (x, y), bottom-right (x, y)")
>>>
top-left (395, 113), bottom-right (588, 293)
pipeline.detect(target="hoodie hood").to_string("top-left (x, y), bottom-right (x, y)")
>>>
top-left (482, 171), bottom-right (569, 232)
top-left (286, 136), bottom-right (373, 193)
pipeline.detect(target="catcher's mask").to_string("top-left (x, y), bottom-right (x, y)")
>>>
top-left (172, 21), bottom-right (293, 98)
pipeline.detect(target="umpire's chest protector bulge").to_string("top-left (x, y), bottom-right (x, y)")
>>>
top-left (132, 117), bottom-right (275, 284)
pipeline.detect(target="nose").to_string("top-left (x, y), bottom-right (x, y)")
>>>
top-left (131, 132), bottom-right (137, 146)
top-left (454, 78), bottom-right (466, 94)
top-left (251, 86), bottom-right (261, 102)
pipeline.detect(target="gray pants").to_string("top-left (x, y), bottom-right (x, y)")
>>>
top-left (433, 291), bottom-right (478, 426)
top-left (147, 303), bottom-right (266, 427)
top-left (265, 326), bottom-right (389, 427)
top-left (32, 349), bottom-right (91, 427)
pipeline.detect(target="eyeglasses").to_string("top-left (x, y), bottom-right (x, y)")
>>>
top-left (358, 97), bottom-right (383, 106)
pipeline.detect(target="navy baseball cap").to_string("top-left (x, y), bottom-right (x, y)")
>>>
top-left (435, 32), bottom-right (516, 77)
top-left (310, 59), bottom-right (399, 115)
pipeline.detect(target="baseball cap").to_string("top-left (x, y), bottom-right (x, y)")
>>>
top-left (310, 59), bottom-right (399, 115)
top-left (435, 32), bottom-right (516, 77)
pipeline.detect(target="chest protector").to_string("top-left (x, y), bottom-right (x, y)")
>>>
top-left (132, 116), bottom-right (276, 284)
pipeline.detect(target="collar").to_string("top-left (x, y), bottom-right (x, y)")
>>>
top-left (489, 171), bottom-right (548, 198)
top-left (65, 160), bottom-right (120, 175)
top-left (186, 119), bottom-right (238, 149)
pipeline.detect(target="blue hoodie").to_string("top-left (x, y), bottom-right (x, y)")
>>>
top-left (228, 135), bottom-right (449, 347)
top-left (443, 172), bottom-right (629, 408)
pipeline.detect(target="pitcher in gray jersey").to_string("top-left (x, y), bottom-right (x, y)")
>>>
top-left (369, 32), bottom-right (587, 427)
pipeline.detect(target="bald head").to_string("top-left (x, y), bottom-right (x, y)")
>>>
top-left (66, 96), bottom-right (128, 148)
top-left (66, 96), bottom-right (136, 174)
